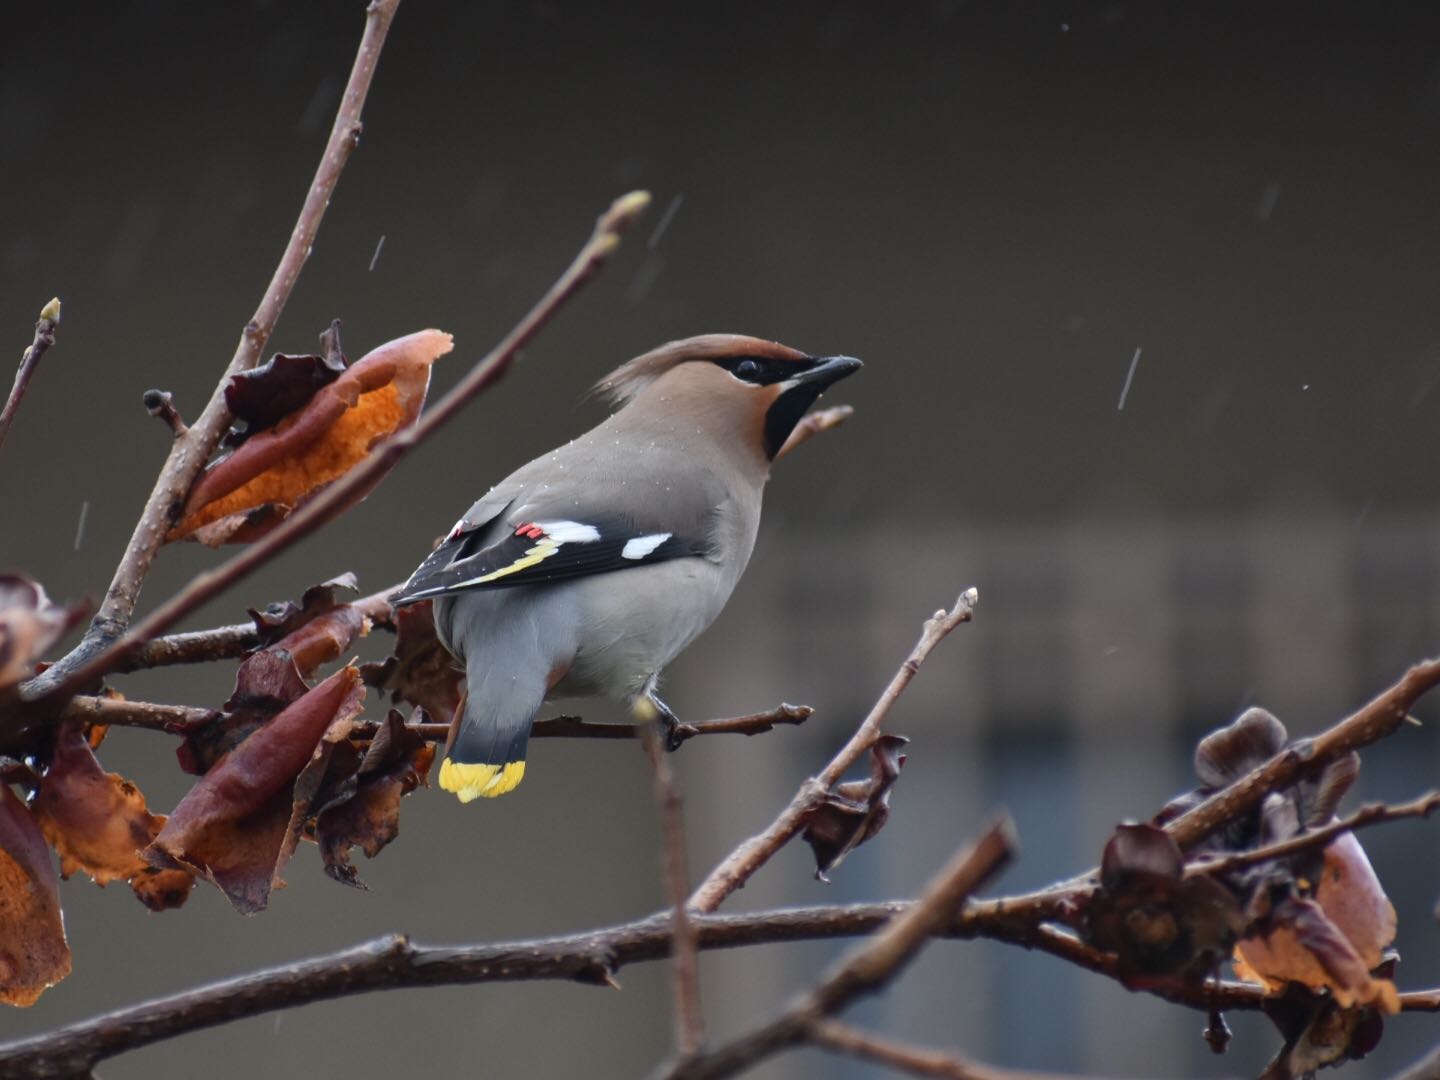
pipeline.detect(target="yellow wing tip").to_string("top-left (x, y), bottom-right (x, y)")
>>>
top-left (439, 758), bottom-right (526, 802)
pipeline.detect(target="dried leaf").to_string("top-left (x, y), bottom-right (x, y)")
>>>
top-left (246, 573), bottom-right (360, 644)
top-left (1234, 835), bottom-right (1399, 1013)
top-left (222, 339), bottom-right (348, 448)
top-left (148, 666), bottom-right (367, 914)
top-left (801, 734), bottom-right (907, 880)
top-left (316, 710), bottom-right (434, 887)
top-left (168, 329), bottom-right (453, 545)
top-left (1084, 823), bottom-right (1244, 981)
top-left (33, 722), bottom-right (166, 885)
top-left (0, 784), bottom-right (70, 1006)
top-left (0, 574), bottom-right (86, 699)
top-left (130, 866), bottom-right (195, 912)
top-left (180, 579), bottom-right (367, 775)
top-left (360, 600), bottom-right (462, 725)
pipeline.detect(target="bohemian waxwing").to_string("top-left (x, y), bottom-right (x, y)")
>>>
top-left (394, 334), bottom-right (861, 802)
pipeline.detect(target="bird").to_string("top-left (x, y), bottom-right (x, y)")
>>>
top-left (393, 334), bottom-right (861, 802)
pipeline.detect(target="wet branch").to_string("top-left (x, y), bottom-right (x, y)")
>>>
top-left (24, 0), bottom-right (403, 702)
top-left (659, 816), bottom-right (1017, 1080)
top-left (640, 721), bottom-right (706, 1059)
top-left (0, 297), bottom-right (61, 456)
top-left (689, 587), bottom-right (978, 912)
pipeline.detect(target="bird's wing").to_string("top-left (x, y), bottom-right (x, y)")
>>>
top-left (393, 508), bottom-right (705, 605)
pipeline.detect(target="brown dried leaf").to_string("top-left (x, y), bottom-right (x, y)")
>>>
top-left (0, 574), bottom-right (86, 698)
top-left (130, 865), bottom-right (195, 912)
top-left (1085, 823), bottom-right (1244, 981)
top-left (180, 581), bottom-right (367, 776)
top-left (1234, 835), bottom-right (1399, 1013)
top-left (148, 666), bottom-right (367, 914)
top-left (33, 722), bottom-right (166, 885)
top-left (168, 329), bottom-right (454, 545)
top-left (222, 336), bottom-right (348, 448)
top-left (246, 573), bottom-right (360, 645)
top-left (801, 734), bottom-right (907, 881)
top-left (0, 784), bottom-right (71, 1006)
top-left (316, 710), bottom-right (434, 888)
top-left (360, 600), bottom-right (462, 724)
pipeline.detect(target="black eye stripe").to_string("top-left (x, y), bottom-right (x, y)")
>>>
top-left (711, 354), bottom-right (806, 386)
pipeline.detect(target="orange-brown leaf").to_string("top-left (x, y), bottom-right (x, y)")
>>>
top-left (0, 784), bottom-right (71, 1006)
top-left (169, 329), bottom-right (453, 545)
top-left (148, 666), bottom-right (367, 914)
top-left (33, 722), bottom-right (166, 885)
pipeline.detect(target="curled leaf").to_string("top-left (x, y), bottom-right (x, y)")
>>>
top-left (0, 574), bottom-right (86, 699)
top-left (801, 734), bottom-right (907, 881)
top-left (130, 865), bottom-right (195, 912)
top-left (360, 600), bottom-right (462, 725)
top-left (168, 329), bottom-right (454, 545)
top-left (1235, 834), bottom-right (1399, 1013)
top-left (148, 666), bottom-right (367, 914)
top-left (0, 784), bottom-right (70, 1006)
top-left (179, 578), bottom-right (368, 775)
top-left (1084, 823), bottom-right (1243, 981)
top-left (316, 709), bottom-right (434, 888)
top-left (32, 722), bottom-right (166, 886)
top-left (222, 332), bottom-right (349, 448)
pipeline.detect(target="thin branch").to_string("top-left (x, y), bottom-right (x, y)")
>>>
top-left (26, 1), bottom-right (402, 702)
top-left (1166, 657), bottom-right (1440, 852)
top-left (774, 404), bottom-right (853, 461)
top-left (65, 697), bottom-right (807, 747)
top-left (662, 815), bottom-right (1017, 1080)
top-left (1185, 789), bottom-right (1440, 879)
top-left (112, 585), bottom-right (400, 674)
top-left (689, 587), bottom-right (979, 912)
top-left (640, 722), bottom-right (705, 1058)
top-left (141, 389), bottom-right (187, 437)
top-left (1391, 1041), bottom-right (1440, 1080)
top-left (0, 297), bottom-right (61, 455)
top-left (808, 1020), bottom-right (1096, 1080)
top-left (532, 705), bottom-right (813, 743)
top-left (24, 190), bottom-right (650, 712)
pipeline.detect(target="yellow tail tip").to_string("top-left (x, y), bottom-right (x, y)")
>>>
top-left (439, 758), bottom-right (526, 802)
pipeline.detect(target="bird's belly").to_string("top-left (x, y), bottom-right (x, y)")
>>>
top-left (554, 559), bottom-right (731, 702)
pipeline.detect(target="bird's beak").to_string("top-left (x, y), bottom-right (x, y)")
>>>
top-left (785, 355), bottom-right (863, 391)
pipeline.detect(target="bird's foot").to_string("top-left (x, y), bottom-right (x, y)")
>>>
top-left (646, 692), bottom-right (685, 752)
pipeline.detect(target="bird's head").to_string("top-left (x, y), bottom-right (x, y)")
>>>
top-left (595, 334), bottom-right (862, 461)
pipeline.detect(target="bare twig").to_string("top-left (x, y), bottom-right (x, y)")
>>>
top-left (775, 404), bottom-right (854, 461)
top-left (1165, 657), bottom-right (1440, 851)
top-left (662, 815), bottom-right (1016, 1080)
top-left (24, 190), bottom-right (650, 713)
top-left (809, 1020), bottom-right (1096, 1080)
top-left (1186, 789), bottom-right (1440, 879)
top-left (25, 0), bottom-right (403, 701)
top-left (60, 696), bottom-right (218, 733)
top-left (532, 705), bottom-right (812, 743)
top-left (640, 722), bottom-right (705, 1058)
top-left (141, 389), bottom-right (188, 436)
top-left (689, 587), bottom-right (979, 912)
top-left (1391, 1040), bottom-right (1440, 1080)
top-left (112, 585), bottom-right (400, 673)
top-left (0, 297), bottom-right (61, 455)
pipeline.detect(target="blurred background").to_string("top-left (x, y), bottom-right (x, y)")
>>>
top-left (3, 1), bottom-right (1440, 1076)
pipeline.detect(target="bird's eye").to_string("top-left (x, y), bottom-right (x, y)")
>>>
top-left (735, 359), bottom-right (760, 381)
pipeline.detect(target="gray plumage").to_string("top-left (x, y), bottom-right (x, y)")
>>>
top-left (395, 335), bottom-right (859, 801)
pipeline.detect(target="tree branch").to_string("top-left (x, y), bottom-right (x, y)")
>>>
top-left (23, 190), bottom-right (649, 714)
top-left (27, 0), bottom-right (403, 701)
top-left (661, 815), bottom-right (1017, 1080)
top-left (774, 404), bottom-right (853, 461)
top-left (640, 721), bottom-right (705, 1059)
top-left (1, 891), bottom-right (1432, 1079)
top-left (1165, 657), bottom-right (1440, 852)
top-left (1185, 789), bottom-right (1440, 879)
top-left (0, 297), bottom-right (60, 456)
top-left (808, 1020), bottom-right (1097, 1080)
top-left (689, 587), bottom-right (978, 912)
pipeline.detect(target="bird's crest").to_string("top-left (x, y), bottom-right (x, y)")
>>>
top-left (593, 334), bottom-right (807, 406)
